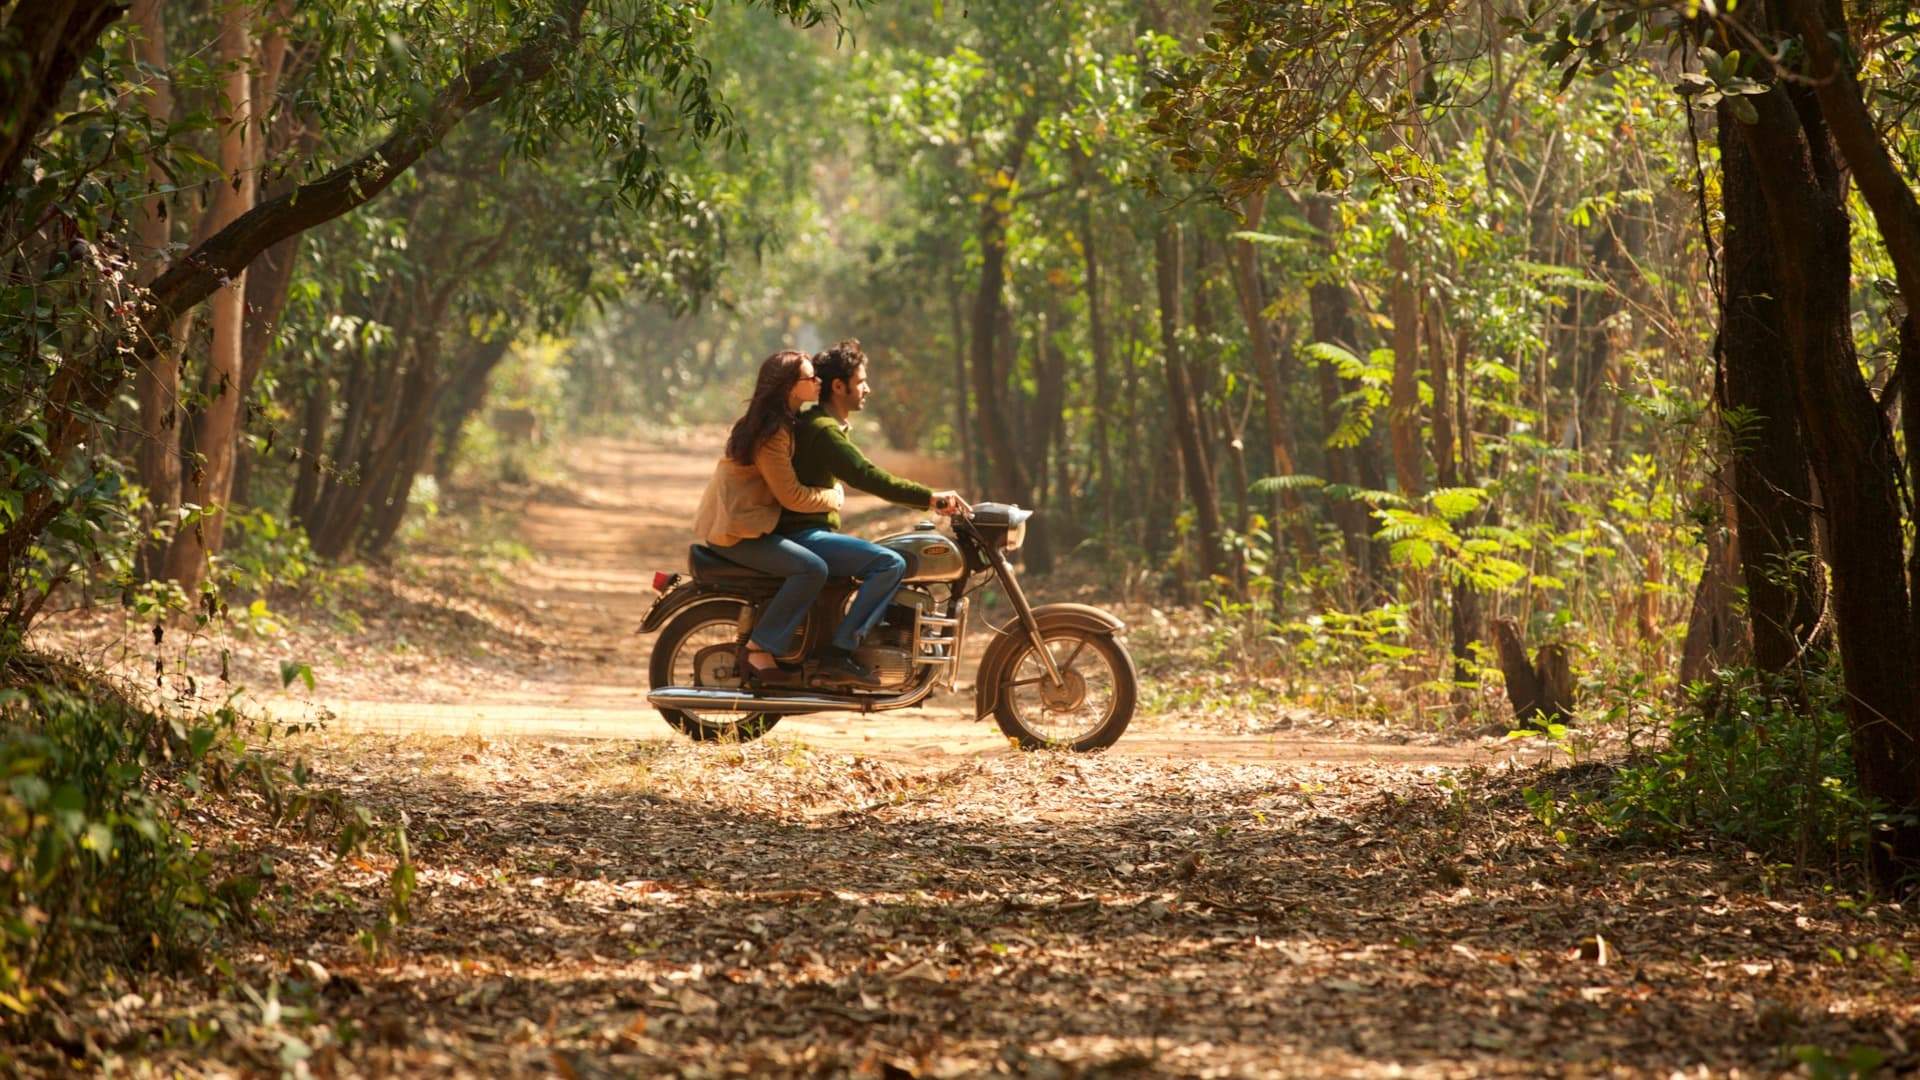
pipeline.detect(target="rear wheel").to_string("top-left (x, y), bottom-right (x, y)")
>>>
top-left (648, 601), bottom-right (781, 743)
top-left (987, 627), bottom-right (1136, 751)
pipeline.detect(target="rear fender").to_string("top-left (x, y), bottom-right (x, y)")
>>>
top-left (973, 603), bottom-right (1126, 719)
top-left (639, 583), bottom-right (744, 634)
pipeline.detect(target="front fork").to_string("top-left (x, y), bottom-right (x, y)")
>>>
top-left (986, 550), bottom-right (1065, 688)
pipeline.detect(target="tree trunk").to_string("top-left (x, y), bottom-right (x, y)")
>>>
top-left (1902, 316), bottom-right (1920, 687)
top-left (1493, 618), bottom-right (1573, 726)
top-left (1679, 512), bottom-right (1751, 685)
top-left (1387, 225), bottom-right (1425, 498)
top-left (967, 111), bottom-right (1037, 505)
top-left (163, 4), bottom-right (255, 591)
top-left (289, 374), bottom-right (332, 525)
top-left (1155, 223), bottom-right (1223, 582)
top-left (1075, 197), bottom-right (1114, 534)
top-left (1023, 307), bottom-right (1066, 575)
top-left (128, 0), bottom-right (185, 580)
top-left (433, 333), bottom-right (515, 486)
top-left (1783, 0), bottom-right (1920, 312)
top-left (1305, 196), bottom-right (1375, 578)
top-left (1430, 305), bottom-right (1478, 702)
top-left (1717, 104), bottom-right (1821, 674)
top-left (1190, 230), bottom-right (1239, 583)
top-left (1570, 225), bottom-right (1625, 451)
top-left (1227, 190), bottom-right (1313, 558)
top-left (1741, 62), bottom-right (1920, 887)
top-left (947, 276), bottom-right (975, 494)
top-left (359, 329), bottom-right (446, 558)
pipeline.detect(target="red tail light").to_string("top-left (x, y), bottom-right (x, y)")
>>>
top-left (652, 571), bottom-right (673, 593)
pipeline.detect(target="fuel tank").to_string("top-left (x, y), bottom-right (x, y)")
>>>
top-left (878, 525), bottom-right (967, 583)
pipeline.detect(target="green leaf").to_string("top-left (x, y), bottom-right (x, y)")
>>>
top-left (1428, 487), bottom-right (1488, 520)
top-left (279, 661), bottom-right (316, 691)
top-left (10, 776), bottom-right (50, 809)
top-left (1250, 474), bottom-right (1327, 495)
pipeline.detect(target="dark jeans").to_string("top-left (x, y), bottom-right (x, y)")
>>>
top-left (783, 527), bottom-right (908, 651)
top-left (714, 533), bottom-right (826, 657)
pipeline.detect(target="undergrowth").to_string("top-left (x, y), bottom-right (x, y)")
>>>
top-left (1517, 664), bottom-right (1895, 888)
top-left (0, 653), bottom-right (408, 1035)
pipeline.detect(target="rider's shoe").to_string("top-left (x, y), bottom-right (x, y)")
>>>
top-left (741, 649), bottom-right (803, 689)
top-left (814, 646), bottom-right (883, 688)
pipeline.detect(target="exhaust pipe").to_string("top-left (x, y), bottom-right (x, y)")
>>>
top-left (647, 686), bottom-right (858, 715)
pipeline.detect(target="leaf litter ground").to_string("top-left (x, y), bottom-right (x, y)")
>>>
top-left (53, 734), bottom-right (1919, 1077)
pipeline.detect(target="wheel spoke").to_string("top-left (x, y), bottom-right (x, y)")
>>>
top-left (1057, 638), bottom-right (1088, 671)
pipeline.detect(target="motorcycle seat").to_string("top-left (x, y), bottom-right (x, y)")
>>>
top-left (688, 544), bottom-right (779, 582)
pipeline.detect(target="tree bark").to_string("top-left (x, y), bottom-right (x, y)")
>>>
top-left (1902, 316), bottom-right (1920, 691)
top-left (163, 2), bottom-right (255, 590)
top-left (1226, 190), bottom-right (1313, 557)
top-left (1494, 618), bottom-right (1573, 726)
top-left (432, 333), bottom-right (515, 486)
top-left (1155, 223), bottom-right (1224, 581)
top-left (358, 326), bottom-right (447, 558)
top-left (1782, 0), bottom-right (1920, 313)
top-left (1074, 196), bottom-right (1114, 534)
top-left (1429, 305), bottom-right (1478, 700)
top-left (289, 373), bottom-right (331, 525)
top-left (947, 275), bottom-right (975, 494)
top-left (128, 0), bottom-right (186, 580)
top-left (1304, 196), bottom-right (1376, 578)
top-left (1717, 103), bottom-right (1820, 674)
top-left (1387, 224), bottom-right (1425, 497)
top-left (1680, 512), bottom-right (1751, 685)
top-left (967, 110), bottom-right (1037, 505)
top-left (1740, 65), bottom-right (1920, 887)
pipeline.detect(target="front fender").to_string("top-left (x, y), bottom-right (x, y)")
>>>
top-left (973, 603), bottom-right (1127, 719)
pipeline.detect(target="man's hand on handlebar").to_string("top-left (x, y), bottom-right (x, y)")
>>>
top-left (930, 490), bottom-right (972, 518)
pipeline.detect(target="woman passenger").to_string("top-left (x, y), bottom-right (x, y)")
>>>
top-left (690, 350), bottom-right (840, 686)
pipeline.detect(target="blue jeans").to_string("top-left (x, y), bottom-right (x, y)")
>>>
top-left (784, 527), bottom-right (907, 651)
top-left (714, 534), bottom-right (827, 657)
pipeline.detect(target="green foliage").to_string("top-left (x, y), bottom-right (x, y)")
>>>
top-left (1273, 602), bottom-right (1419, 715)
top-left (0, 678), bottom-right (230, 1014)
top-left (1604, 667), bottom-right (1887, 877)
top-left (0, 662), bottom-right (407, 1018)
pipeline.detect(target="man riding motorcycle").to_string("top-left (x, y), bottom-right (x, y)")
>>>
top-left (777, 339), bottom-right (967, 686)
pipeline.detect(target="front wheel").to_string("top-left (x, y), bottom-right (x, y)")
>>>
top-left (985, 628), bottom-right (1136, 751)
top-left (648, 600), bottom-right (781, 743)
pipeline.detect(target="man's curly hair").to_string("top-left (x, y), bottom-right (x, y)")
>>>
top-left (813, 338), bottom-right (866, 394)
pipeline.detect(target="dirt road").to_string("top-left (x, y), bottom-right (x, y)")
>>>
top-left (283, 434), bottom-right (1493, 768)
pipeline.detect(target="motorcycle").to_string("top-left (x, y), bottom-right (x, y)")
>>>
top-left (641, 504), bottom-right (1136, 751)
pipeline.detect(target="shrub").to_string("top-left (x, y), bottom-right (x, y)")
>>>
top-left (0, 656), bottom-right (403, 1018)
top-left (1603, 665), bottom-right (1883, 877)
top-left (0, 672), bottom-right (226, 1013)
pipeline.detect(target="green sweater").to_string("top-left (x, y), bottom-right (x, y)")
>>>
top-left (777, 411), bottom-right (933, 533)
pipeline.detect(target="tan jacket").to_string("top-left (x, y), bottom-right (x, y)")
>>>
top-left (691, 427), bottom-right (843, 547)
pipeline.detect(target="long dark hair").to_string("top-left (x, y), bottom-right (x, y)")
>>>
top-left (725, 350), bottom-right (810, 465)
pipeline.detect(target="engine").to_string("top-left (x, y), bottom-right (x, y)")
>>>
top-left (850, 587), bottom-right (937, 689)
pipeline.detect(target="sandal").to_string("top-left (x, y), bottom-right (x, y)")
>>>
top-left (740, 645), bottom-right (802, 688)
